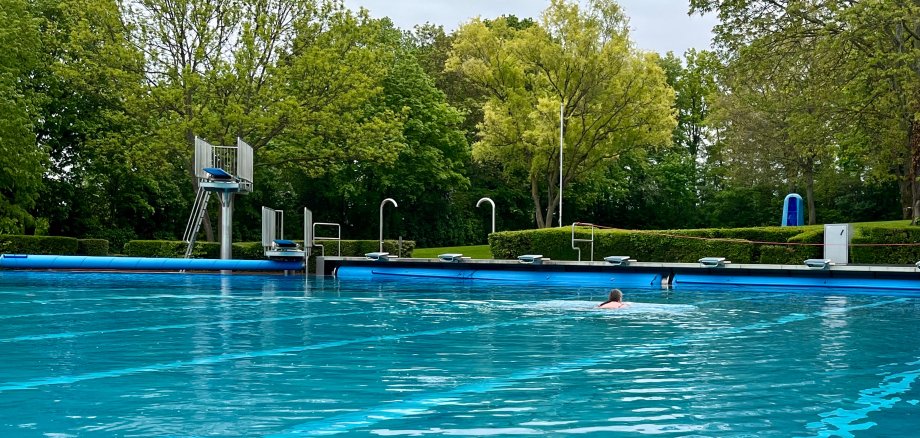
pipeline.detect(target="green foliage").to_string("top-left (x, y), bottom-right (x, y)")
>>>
top-left (0, 235), bottom-right (79, 255)
top-left (0, 0), bottom-right (46, 233)
top-left (851, 226), bottom-right (920, 265)
top-left (447, 0), bottom-right (676, 228)
top-left (490, 225), bottom-right (832, 264)
top-left (78, 239), bottom-right (110, 256)
top-left (124, 239), bottom-right (415, 259)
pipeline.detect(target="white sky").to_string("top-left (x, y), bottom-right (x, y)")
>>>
top-left (341, 0), bottom-right (718, 55)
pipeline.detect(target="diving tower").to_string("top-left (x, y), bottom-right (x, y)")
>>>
top-left (182, 137), bottom-right (254, 261)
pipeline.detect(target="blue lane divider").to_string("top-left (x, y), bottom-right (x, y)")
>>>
top-left (0, 254), bottom-right (304, 271)
top-left (269, 298), bottom-right (907, 437)
top-left (806, 358), bottom-right (920, 438)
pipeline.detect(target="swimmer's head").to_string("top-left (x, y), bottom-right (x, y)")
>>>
top-left (608, 289), bottom-right (623, 302)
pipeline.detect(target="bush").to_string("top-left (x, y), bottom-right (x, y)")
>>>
top-left (123, 240), bottom-right (219, 258)
top-left (850, 226), bottom-right (920, 265)
top-left (0, 235), bottom-right (79, 255)
top-left (78, 239), bottom-right (110, 256)
top-left (122, 239), bottom-right (415, 259)
top-left (489, 226), bottom-right (827, 264)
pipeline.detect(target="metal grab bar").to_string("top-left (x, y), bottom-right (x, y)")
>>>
top-left (571, 222), bottom-right (595, 261)
top-left (313, 222), bottom-right (341, 257)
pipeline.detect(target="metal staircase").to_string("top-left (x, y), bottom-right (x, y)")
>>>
top-left (182, 186), bottom-right (212, 258)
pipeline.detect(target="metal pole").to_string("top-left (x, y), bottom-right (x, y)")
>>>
top-left (559, 102), bottom-right (564, 227)
top-left (379, 198), bottom-right (398, 252)
top-left (476, 197), bottom-right (496, 235)
top-left (220, 191), bottom-right (233, 275)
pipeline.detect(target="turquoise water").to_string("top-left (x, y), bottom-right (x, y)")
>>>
top-left (0, 272), bottom-right (918, 436)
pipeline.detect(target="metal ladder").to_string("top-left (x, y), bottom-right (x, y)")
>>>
top-left (182, 187), bottom-right (211, 258)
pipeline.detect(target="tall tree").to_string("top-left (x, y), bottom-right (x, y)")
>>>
top-left (448, 0), bottom-right (675, 228)
top-left (691, 0), bottom-right (920, 223)
top-left (0, 0), bottom-right (45, 233)
top-left (127, 0), bottom-right (407, 241)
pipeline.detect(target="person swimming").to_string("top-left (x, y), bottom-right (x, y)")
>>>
top-left (598, 288), bottom-right (630, 309)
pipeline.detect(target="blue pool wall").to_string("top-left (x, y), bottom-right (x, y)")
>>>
top-left (331, 259), bottom-right (920, 291)
top-left (0, 254), bottom-right (304, 271)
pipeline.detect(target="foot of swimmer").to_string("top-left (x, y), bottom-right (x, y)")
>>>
top-left (598, 288), bottom-right (630, 309)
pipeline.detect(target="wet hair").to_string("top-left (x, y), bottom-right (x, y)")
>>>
top-left (599, 289), bottom-right (623, 307)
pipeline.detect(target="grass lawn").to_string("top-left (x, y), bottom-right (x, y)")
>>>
top-left (412, 245), bottom-right (493, 259)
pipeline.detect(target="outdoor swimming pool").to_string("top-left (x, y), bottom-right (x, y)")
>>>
top-left (0, 271), bottom-right (918, 436)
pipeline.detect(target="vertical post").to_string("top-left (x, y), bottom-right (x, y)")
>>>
top-left (220, 191), bottom-right (233, 275)
top-left (379, 198), bottom-right (398, 253)
top-left (559, 102), bottom-right (564, 227)
top-left (304, 207), bottom-right (313, 277)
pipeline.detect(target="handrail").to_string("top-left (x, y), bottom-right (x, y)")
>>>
top-left (571, 222), bottom-right (595, 261)
top-left (379, 198), bottom-right (398, 252)
top-left (312, 222), bottom-right (341, 257)
top-left (476, 197), bottom-right (495, 235)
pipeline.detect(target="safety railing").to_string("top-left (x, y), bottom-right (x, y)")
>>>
top-left (313, 222), bottom-right (341, 257)
top-left (194, 136), bottom-right (253, 193)
top-left (571, 222), bottom-right (595, 261)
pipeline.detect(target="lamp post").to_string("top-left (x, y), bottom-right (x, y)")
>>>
top-left (476, 197), bottom-right (496, 236)
top-left (379, 198), bottom-right (397, 252)
top-left (559, 102), bottom-right (564, 227)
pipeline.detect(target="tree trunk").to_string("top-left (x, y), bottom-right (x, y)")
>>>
top-left (531, 175), bottom-right (546, 228)
top-left (911, 119), bottom-right (920, 225)
top-left (899, 173), bottom-right (911, 219)
top-left (805, 170), bottom-right (816, 225)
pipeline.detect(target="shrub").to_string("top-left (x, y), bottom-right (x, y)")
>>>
top-left (123, 240), bottom-right (219, 258)
top-left (78, 239), bottom-right (110, 256)
top-left (850, 226), bottom-right (920, 265)
top-left (122, 239), bottom-right (415, 259)
top-left (0, 235), bottom-right (79, 255)
top-left (489, 226), bottom-right (828, 264)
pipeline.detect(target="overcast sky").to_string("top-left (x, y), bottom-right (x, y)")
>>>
top-left (341, 0), bottom-right (718, 55)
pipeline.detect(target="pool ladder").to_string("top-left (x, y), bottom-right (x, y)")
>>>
top-left (571, 222), bottom-right (595, 261)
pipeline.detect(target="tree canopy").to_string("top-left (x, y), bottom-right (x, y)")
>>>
top-left (0, 0), bottom-right (910, 248)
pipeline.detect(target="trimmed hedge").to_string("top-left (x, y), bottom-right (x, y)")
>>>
top-left (489, 224), bottom-right (920, 265)
top-left (78, 239), bottom-right (110, 256)
top-left (0, 235), bottom-right (80, 255)
top-left (851, 226), bottom-right (920, 264)
top-left (123, 239), bottom-right (415, 259)
top-left (490, 227), bottom-right (756, 263)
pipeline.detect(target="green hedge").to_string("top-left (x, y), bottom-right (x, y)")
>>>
top-left (489, 226), bottom-right (832, 264)
top-left (78, 239), bottom-right (110, 256)
top-left (123, 239), bottom-right (415, 259)
top-left (851, 226), bottom-right (920, 264)
top-left (0, 235), bottom-right (80, 255)
top-left (489, 224), bottom-right (920, 265)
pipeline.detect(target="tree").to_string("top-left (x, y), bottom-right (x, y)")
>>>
top-left (0, 0), bottom-right (46, 233)
top-left (126, 0), bottom-right (408, 242)
top-left (691, 0), bottom-right (920, 223)
top-left (447, 0), bottom-right (675, 228)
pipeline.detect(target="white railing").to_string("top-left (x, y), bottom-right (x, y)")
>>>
top-left (237, 138), bottom-right (253, 192)
top-left (313, 222), bottom-right (341, 257)
top-left (261, 206), bottom-right (284, 250)
top-left (194, 136), bottom-right (254, 193)
top-left (571, 222), bottom-right (595, 261)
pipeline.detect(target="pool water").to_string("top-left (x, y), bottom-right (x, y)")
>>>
top-left (0, 271), bottom-right (918, 436)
